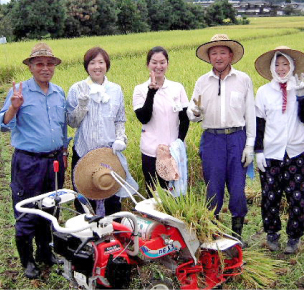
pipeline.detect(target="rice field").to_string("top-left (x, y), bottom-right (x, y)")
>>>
top-left (1, 16), bottom-right (304, 289)
top-left (1, 16), bottom-right (303, 189)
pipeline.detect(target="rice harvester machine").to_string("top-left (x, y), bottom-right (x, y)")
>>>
top-left (15, 171), bottom-right (243, 289)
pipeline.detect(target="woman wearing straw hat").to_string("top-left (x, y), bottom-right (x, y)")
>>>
top-left (187, 34), bottom-right (256, 243)
top-left (133, 46), bottom-right (189, 196)
top-left (67, 46), bottom-right (137, 216)
top-left (254, 46), bottom-right (304, 254)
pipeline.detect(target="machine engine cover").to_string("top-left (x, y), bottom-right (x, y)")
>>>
top-left (53, 231), bottom-right (94, 277)
top-left (105, 254), bottom-right (131, 289)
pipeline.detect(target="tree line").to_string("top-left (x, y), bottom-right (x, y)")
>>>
top-left (0, 0), bottom-right (248, 41)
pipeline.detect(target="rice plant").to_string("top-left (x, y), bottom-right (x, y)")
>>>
top-left (152, 184), bottom-right (232, 243)
top-left (231, 249), bottom-right (287, 289)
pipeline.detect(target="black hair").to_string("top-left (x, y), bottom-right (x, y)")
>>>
top-left (146, 46), bottom-right (169, 65)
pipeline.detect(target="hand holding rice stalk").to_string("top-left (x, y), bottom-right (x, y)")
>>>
top-left (192, 95), bottom-right (202, 117)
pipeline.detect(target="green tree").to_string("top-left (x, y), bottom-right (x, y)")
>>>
top-left (166, 0), bottom-right (191, 30)
top-left (204, 0), bottom-right (237, 26)
top-left (166, 0), bottom-right (206, 30)
top-left (135, 0), bottom-right (150, 31)
top-left (93, 0), bottom-right (118, 35)
top-left (146, 0), bottom-right (205, 31)
top-left (116, 0), bottom-right (149, 34)
top-left (188, 3), bottom-right (207, 29)
top-left (64, 0), bottom-right (98, 37)
top-left (11, 0), bottom-right (66, 40)
top-left (64, 0), bottom-right (118, 37)
top-left (146, 0), bottom-right (171, 31)
top-left (0, 1), bottom-right (14, 41)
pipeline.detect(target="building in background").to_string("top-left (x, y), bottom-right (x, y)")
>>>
top-left (190, 0), bottom-right (304, 16)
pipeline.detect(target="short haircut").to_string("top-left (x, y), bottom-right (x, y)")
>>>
top-left (83, 47), bottom-right (110, 73)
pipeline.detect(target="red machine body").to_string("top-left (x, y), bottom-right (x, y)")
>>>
top-left (93, 239), bottom-right (131, 287)
top-left (115, 214), bottom-right (243, 290)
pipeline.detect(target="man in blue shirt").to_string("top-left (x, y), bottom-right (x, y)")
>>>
top-left (0, 43), bottom-right (68, 279)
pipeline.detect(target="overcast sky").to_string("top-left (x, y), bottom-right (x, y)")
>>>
top-left (0, 0), bottom-right (10, 3)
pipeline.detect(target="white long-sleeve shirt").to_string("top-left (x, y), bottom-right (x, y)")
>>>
top-left (187, 67), bottom-right (256, 146)
top-left (255, 78), bottom-right (304, 160)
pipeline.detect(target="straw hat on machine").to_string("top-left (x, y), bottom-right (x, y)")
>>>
top-left (73, 147), bottom-right (126, 200)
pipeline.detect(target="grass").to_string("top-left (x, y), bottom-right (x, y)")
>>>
top-left (1, 16), bottom-right (304, 289)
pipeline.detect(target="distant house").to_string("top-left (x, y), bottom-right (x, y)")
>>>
top-left (190, 0), bottom-right (304, 16)
top-left (0, 36), bottom-right (7, 44)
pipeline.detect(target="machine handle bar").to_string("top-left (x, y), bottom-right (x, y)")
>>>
top-left (15, 190), bottom-right (139, 256)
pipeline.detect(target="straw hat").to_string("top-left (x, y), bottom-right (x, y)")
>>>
top-left (23, 42), bottom-right (61, 66)
top-left (255, 46), bottom-right (304, 80)
top-left (73, 147), bottom-right (126, 200)
top-left (196, 34), bottom-right (244, 64)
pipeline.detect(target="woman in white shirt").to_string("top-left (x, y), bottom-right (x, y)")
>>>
top-left (254, 46), bottom-right (304, 254)
top-left (133, 46), bottom-right (189, 196)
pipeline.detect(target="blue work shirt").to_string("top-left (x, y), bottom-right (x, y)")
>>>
top-left (0, 77), bottom-right (68, 153)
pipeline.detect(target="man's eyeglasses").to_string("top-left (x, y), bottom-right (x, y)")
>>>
top-left (32, 62), bottom-right (56, 68)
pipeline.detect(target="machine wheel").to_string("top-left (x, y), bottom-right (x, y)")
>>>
top-left (134, 262), bottom-right (179, 289)
top-left (145, 278), bottom-right (175, 290)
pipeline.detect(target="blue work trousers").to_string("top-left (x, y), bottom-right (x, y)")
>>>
top-left (11, 149), bottom-right (65, 237)
top-left (199, 130), bottom-right (248, 217)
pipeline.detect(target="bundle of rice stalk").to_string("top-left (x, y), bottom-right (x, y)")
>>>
top-left (236, 249), bottom-right (287, 289)
top-left (152, 184), bottom-right (232, 243)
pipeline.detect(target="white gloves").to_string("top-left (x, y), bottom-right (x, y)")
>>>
top-left (295, 73), bottom-right (304, 98)
top-left (112, 140), bottom-right (126, 155)
top-left (77, 83), bottom-right (90, 107)
top-left (256, 152), bottom-right (267, 172)
top-left (241, 145), bottom-right (254, 167)
top-left (78, 94), bottom-right (89, 107)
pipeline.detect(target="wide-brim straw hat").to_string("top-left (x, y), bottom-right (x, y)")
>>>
top-left (23, 42), bottom-right (61, 66)
top-left (255, 46), bottom-right (304, 80)
top-left (196, 34), bottom-right (244, 64)
top-left (73, 147), bottom-right (126, 200)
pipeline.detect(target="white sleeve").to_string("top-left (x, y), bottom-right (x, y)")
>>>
top-left (66, 82), bottom-right (89, 128)
top-left (244, 77), bottom-right (256, 147)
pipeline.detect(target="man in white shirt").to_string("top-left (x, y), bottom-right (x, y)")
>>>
top-left (187, 34), bottom-right (255, 243)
